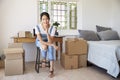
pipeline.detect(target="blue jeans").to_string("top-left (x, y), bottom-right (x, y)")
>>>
top-left (35, 40), bottom-right (54, 61)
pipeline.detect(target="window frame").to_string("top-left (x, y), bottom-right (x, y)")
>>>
top-left (38, 0), bottom-right (77, 30)
top-left (51, 1), bottom-right (67, 30)
top-left (69, 2), bottom-right (77, 29)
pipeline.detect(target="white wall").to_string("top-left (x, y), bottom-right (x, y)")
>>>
top-left (0, 0), bottom-right (120, 62)
top-left (0, 0), bottom-right (37, 62)
top-left (78, 0), bottom-right (120, 34)
top-left (78, 0), bottom-right (113, 31)
top-left (0, 1), bottom-right (2, 55)
top-left (111, 0), bottom-right (120, 35)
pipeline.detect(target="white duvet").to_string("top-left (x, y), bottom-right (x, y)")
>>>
top-left (88, 40), bottom-right (120, 78)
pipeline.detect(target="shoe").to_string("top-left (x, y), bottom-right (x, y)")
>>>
top-left (48, 69), bottom-right (54, 78)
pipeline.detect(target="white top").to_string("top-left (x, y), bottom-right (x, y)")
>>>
top-left (35, 24), bottom-right (56, 36)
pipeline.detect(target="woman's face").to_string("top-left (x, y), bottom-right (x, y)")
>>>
top-left (41, 15), bottom-right (49, 27)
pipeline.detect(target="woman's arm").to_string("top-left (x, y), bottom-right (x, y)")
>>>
top-left (36, 33), bottom-right (59, 50)
top-left (46, 33), bottom-right (54, 43)
top-left (45, 26), bottom-right (55, 43)
top-left (36, 33), bottom-right (53, 46)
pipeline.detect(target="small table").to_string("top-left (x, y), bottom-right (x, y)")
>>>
top-left (13, 36), bottom-right (63, 60)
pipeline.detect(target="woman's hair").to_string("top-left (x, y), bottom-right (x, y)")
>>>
top-left (40, 12), bottom-right (50, 20)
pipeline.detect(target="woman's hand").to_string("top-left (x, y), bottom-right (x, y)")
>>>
top-left (51, 44), bottom-right (59, 51)
top-left (54, 45), bottom-right (59, 51)
top-left (44, 26), bottom-right (49, 34)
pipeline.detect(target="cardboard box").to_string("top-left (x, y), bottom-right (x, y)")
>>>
top-left (78, 55), bottom-right (87, 68)
top-left (0, 60), bottom-right (4, 68)
top-left (8, 43), bottom-right (23, 48)
top-left (8, 43), bottom-right (25, 71)
top-left (5, 59), bottom-right (23, 76)
top-left (4, 48), bottom-right (24, 60)
top-left (66, 38), bottom-right (84, 41)
top-left (18, 31), bottom-right (32, 38)
top-left (4, 48), bottom-right (24, 75)
top-left (61, 53), bottom-right (78, 69)
top-left (65, 38), bottom-right (87, 55)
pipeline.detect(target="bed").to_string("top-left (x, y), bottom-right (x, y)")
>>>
top-left (78, 28), bottom-right (120, 78)
top-left (88, 40), bottom-right (120, 78)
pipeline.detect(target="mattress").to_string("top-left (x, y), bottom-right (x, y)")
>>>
top-left (87, 40), bottom-right (120, 78)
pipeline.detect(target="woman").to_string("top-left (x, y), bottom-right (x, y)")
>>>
top-left (35, 12), bottom-right (59, 78)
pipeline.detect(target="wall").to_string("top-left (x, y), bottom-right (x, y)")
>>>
top-left (0, 1), bottom-right (2, 55)
top-left (78, 0), bottom-right (120, 34)
top-left (0, 0), bottom-right (120, 61)
top-left (79, 0), bottom-right (113, 31)
top-left (0, 0), bottom-right (37, 62)
top-left (111, 0), bottom-right (120, 35)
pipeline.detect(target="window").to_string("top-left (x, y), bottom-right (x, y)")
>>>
top-left (51, 2), bottom-right (67, 29)
top-left (39, 1), bottom-right (48, 12)
top-left (38, 0), bottom-right (77, 30)
top-left (38, 0), bottom-right (48, 22)
top-left (69, 2), bottom-right (77, 29)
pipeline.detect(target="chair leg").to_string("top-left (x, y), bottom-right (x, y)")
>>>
top-left (35, 47), bottom-right (50, 73)
top-left (46, 61), bottom-right (50, 68)
top-left (35, 47), bottom-right (40, 73)
top-left (35, 47), bottom-right (38, 73)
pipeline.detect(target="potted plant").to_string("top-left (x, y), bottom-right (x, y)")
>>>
top-left (52, 21), bottom-right (60, 35)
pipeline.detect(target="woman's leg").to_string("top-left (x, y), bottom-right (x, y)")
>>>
top-left (36, 40), bottom-right (47, 60)
top-left (41, 44), bottom-right (48, 60)
top-left (36, 40), bottom-right (48, 67)
top-left (41, 45), bottom-right (48, 67)
top-left (48, 46), bottom-right (54, 77)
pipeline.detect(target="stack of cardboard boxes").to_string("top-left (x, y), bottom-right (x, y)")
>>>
top-left (61, 38), bottom-right (88, 69)
top-left (4, 48), bottom-right (24, 76)
top-left (4, 43), bottom-right (25, 76)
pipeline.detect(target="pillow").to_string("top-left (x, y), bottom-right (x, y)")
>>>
top-left (78, 30), bottom-right (99, 41)
top-left (96, 25), bottom-right (112, 32)
top-left (97, 30), bottom-right (120, 40)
